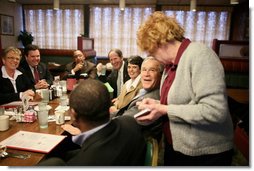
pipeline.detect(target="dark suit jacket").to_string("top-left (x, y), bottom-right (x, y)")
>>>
top-left (19, 60), bottom-right (53, 86)
top-left (38, 116), bottom-right (146, 166)
top-left (98, 61), bottom-right (130, 98)
top-left (115, 89), bottom-right (160, 117)
top-left (115, 88), bottom-right (163, 141)
top-left (0, 68), bottom-right (34, 105)
top-left (62, 61), bottom-right (97, 80)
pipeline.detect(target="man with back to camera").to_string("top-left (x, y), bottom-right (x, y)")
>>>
top-left (97, 48), bottom-right (130, 98)
top-left (19, 44), bottom-right (53, 89)
top-left (62, 50), bottom-right (97, 80)
top-left (37, 78), bottom-right (146, 166)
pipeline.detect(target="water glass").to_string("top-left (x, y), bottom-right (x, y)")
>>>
top-left (59, 80), bottom-right (67, 94)
top-left (37, 110), bottom-right (49, 129)
top-left (41, 89), bottom-right (49, 103)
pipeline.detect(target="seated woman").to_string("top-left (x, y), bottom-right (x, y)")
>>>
top-left (109, 55), bottom-right (143, 114)
top-left (0, 47), bottom-right (35, 105)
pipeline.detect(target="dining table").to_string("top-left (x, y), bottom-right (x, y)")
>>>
top-left (227, 88), bottom-right (249, 104)
top-left (0, 96), bottom-right (72, 166)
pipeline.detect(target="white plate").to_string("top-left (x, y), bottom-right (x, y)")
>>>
top-left (4, 111), bottom-right (16, 116)
top-left (48, 115), bottom-right (71, 122)
top-left (34, 105), bottom-right (52, 111)
top-left (55, 105), bottom-right (70, 111)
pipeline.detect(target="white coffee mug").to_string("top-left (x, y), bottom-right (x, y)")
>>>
top-left (55, 111), bottom-right (65, 125)
top-left (0, 115), bottom-right (9, 131)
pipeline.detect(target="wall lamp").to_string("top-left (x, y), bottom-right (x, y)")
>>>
top-left (190, 0), bottom-right (197, 12)
top-left (119, 0), bottom-right (125, 11)
top-left (54, 0), bottom-right (60, 10)
top-left (230, 0), bottom-right (239, 4)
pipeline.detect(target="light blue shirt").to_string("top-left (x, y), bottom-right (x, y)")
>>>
top-left (72, 121), bottom-right (110, 146)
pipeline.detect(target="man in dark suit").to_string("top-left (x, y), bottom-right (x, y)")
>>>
top-left (62, 50), bottom-right (97, 80)
top-left (38, 79), bottom-right (146, 166)
top-left (97, 48), bottom-right (130, 98)
top-left (19, 44), bottom-right (53, 90)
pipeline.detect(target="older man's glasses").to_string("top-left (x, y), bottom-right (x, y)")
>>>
top-left (7, 56), bottom-right (20, 61)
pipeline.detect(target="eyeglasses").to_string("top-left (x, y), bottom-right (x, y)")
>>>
top-left (6, 56), bottom-right (20, 61)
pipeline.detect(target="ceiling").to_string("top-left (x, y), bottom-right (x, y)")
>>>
top-left (12, 0), bottom-right (247, 6)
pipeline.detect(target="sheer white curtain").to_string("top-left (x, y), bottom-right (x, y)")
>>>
top-left (23, 5), bottom-right (231, 54)
top-left (90, 6), bottom-right (231, 57)
top-left (89, 5), bottom-right (154, 57)
top-left (164, 10), bottom-right (231, 47)
top-left (23, 5), bottom-right (84, 49)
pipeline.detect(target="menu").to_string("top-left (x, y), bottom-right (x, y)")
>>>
top-left (0, 131), bottom-right (66, 153)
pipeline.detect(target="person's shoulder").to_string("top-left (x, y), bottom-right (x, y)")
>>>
top-left (19, 59), bottom-right (28, 68)
top-left (65, 62), bottom-right (73, 68)
top-left (114, 115), bottom-right (137, 126)
top-left (17, 67), bottom-right (26, 73)
top-left (38, 62), bottom-right (47, 67)
top-left (189, 42), bottom-right (213, 52)
top-left (86, 60), bottom-right (96, 67)
top-left (144, 88), bottom-right (160, 99)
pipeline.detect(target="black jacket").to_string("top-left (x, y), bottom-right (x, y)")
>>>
top-left (19, 60), bottom-right (53, 86)
top-left (0, 67), bottom-right (34, 105)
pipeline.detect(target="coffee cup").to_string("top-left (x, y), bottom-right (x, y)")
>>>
top-left (55, 111), bottom-right (65, 125)
top-left (0, 115), bottom-right (9, 131)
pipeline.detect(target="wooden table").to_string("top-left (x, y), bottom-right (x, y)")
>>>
top-left (0, 98), bottom-right (72, 166)
top-left (227, 88), bottom-right (249, 104)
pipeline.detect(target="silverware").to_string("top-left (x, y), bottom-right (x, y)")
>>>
top-left (3, 151), bottom-right (31, 159)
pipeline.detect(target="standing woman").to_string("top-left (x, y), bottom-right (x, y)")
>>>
top-left (136, 11), bottom-right (233, 166)
top-left (0, 47), bottom-right (35, 105)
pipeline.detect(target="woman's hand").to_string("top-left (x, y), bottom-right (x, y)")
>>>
top-left (22, 89), bottom-right (35, 101)
top-left (135, 98), bottom-right (167, 123)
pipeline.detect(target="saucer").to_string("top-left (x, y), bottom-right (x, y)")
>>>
top-left (34, 105), bottom-right (52, 111)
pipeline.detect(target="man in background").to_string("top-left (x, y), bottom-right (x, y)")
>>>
top-left (62, 50), bottom-right (97, 80)
top-left (97, 48), bottom-right (130, 98)
top-left (19, 44), bottom-right (53, 89)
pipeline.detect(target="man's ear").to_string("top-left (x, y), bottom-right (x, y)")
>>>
top-left (70, 108), bottom-right (77, 118)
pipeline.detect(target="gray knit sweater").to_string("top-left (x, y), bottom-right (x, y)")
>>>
top-left (162, 42), bottom-right (234, 156)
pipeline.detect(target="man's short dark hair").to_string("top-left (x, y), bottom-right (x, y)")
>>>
top-left (69, 79), bottom-right (110, 125)
top-left (24, 44), bottom-right (39, 56)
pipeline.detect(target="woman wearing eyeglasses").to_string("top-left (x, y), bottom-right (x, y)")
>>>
top-left (0, 46), bottom-right (35, 105)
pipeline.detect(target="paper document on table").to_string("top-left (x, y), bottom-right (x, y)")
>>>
top-left (0, 131), bottom-right (66, 153)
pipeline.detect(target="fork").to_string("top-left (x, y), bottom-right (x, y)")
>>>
top-left (1, 151), bottom-right (31, 159)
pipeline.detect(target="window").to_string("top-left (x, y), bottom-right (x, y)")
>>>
top-left (24, 5), bottom-right (84, 49)
top-left (164, 10), bottom-right (231, 47)
top-left (23, 5), bottom-right (231, 57)
top-left (90, 6), bottom-right (231, 57)
top-left (89, 5), bottom-right (154, 57)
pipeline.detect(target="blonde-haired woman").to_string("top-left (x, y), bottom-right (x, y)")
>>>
top-left (0, 47), bottom-right (35, 105)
